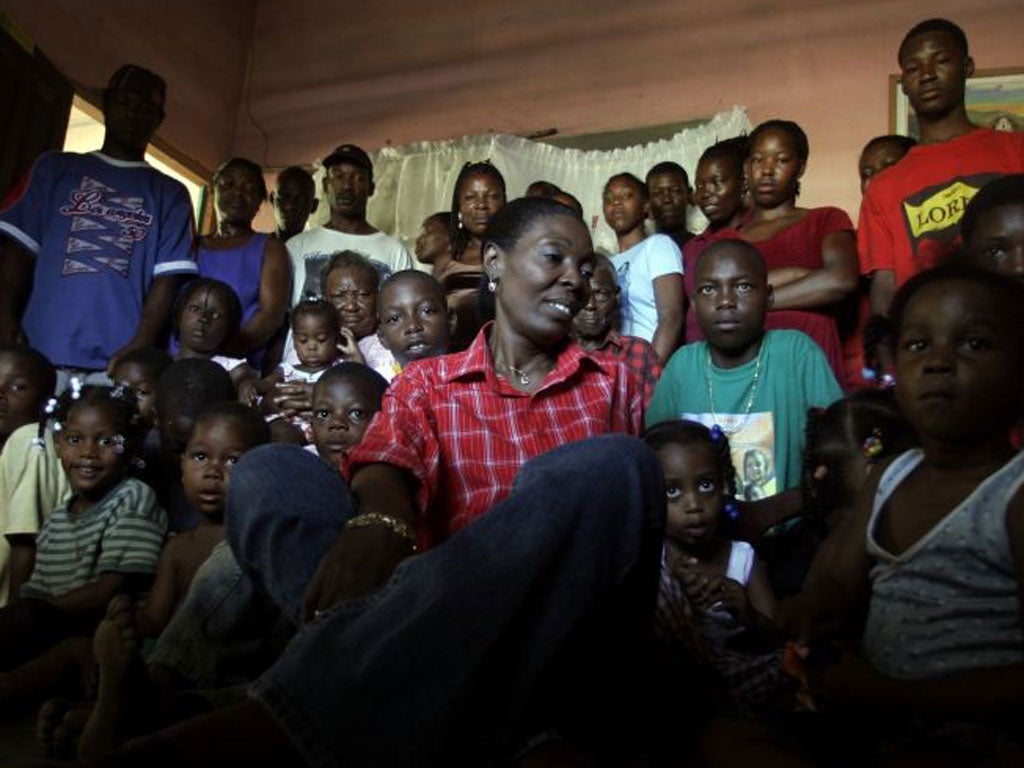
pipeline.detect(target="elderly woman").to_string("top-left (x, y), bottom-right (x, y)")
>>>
top-left (83, 198), bottom-right (666, 767)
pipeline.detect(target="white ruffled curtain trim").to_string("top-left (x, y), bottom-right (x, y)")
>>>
top-left (309, 106), bottom-right (751, 258)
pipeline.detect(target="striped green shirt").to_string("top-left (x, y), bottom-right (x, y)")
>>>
top-left (21, 477), bottom-right (167, 599)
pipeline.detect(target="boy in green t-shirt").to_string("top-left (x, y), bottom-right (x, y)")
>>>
top-left (647, 239), bottom-right (842, 498)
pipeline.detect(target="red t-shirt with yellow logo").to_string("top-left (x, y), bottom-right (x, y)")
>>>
top-left (857, 128), bottom-right (1024, 288)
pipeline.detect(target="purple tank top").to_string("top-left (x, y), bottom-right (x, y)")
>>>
top-left (197, 233), bottom-right (269, 365)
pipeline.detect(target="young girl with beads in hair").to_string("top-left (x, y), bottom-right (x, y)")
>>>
top-left (646, 419), bottom-right (784, 718)
top-left (0, 384), bottom-right (165, 694)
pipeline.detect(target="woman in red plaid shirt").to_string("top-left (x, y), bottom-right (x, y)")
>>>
top-left (90, 198), bottom-right (669, 768)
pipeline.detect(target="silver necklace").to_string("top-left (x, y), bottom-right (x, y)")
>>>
top-left (704, 342), bottom-right (764, 434)
top-left (498, 362), bottom-right (532, 386)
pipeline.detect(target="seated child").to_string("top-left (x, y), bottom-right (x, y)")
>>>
top-left (0, 345), bottom-right (59, 606)
top-left (0, 385), bottom-right (165, 672)
top-left (110, 346), bottom-right (173, 429)
top-left (571, 253), bottom-right (662, 406)
top-left (136, 402), bottom-right (272, 638)
top-left (73, 402), bottom-right (272, 758)
top-left (647, 239), bottom-right (843, 535)
top-left (172, 278), bottom-right (258, 389)
top-left (145, 359), bottom-right (237, 532)
top-left (241, 299), bottom-right (343, 444)
top-left (646, 419), bottom-right (783, 719)
top-left (960, 173), bottom-right (1024, 284)
top-left (779, 265), bottom-right (1024, 765)
top-left (764, 389), bottom-right (913, 598)
top-left (309, 363), bottom-right (388, 465)
top-left (374, 270), bottom-right (453, 379)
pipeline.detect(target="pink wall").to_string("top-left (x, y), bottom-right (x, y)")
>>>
top-left (233, 0), bottom-right (1024, 220)
top-left (0, 0), bottom-right (255, 176)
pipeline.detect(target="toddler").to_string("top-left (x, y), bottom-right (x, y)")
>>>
top-left (646, 419), bottom-right (782, 718)
top-left (172, 278), bottom-right (257, 389)
top-left (309, 362), bottom-right (388, 465)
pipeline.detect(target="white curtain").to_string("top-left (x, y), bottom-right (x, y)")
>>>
top-left (309, 106), bottom-right (751, 257)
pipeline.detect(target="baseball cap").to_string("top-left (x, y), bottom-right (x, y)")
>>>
top-left (106, 64), bottom-right (166, 115)
top-left (322, 144), bottom-right (373, 179)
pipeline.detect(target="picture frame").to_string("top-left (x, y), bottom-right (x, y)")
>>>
top-left (889, 66), bottom-right (1024, 138)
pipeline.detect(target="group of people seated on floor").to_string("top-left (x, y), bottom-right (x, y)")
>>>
top-left (0, 14), bottom-right (1022, 768)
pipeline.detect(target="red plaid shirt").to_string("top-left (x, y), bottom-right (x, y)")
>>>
top-left (587, 330), bottom-right (662, 407)
top-left (345, 325), bottom-right (645, 548)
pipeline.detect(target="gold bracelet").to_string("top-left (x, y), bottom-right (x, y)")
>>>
top-left (346, 513), bottom-right (418, 551)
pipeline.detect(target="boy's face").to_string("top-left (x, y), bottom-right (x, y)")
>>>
top-left (602, 178), bottom-right (647, 237)
top-left (966, 203), bottom-right (1024, 284)
top-left (180, 416), bottom-right (253, 518)
top-left (693, 244), bottom-right (772, 366)
top-left (0, 352), bottom-right (47, 440)
top-left (694, 157), bottom-right (743, 226)
top-left (376, 278), bottom-right (452, 366)
top-left (899, 30), bottom-right (973, 119)
top-left (646, 171), bottom-right (690, 233)
top-left (859, 141), bottom-right (910, 194)
top-left (273, 176), bottom-right (316, 236)
top-left (573, 266), bottom-right (619, 341)
top-left (895, 280), bottom-right (1022, 444)
top-left (178, 287), bottom-right (232, 355)
top-left (323, 162), bottom-right (372, 219)
top-left (415, 217), bottom-right (451, 265)
top-left (311, 377), bottom-right (381, 464)
top-left (112, 361), bottom-right (159, 426)
top-left (293, 313), bottom-right (339, 369)
top-left (324, 267), bottom-right (377, 338)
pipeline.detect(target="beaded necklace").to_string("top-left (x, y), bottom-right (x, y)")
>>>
top-left (704, 341), bottom-right (764, 435)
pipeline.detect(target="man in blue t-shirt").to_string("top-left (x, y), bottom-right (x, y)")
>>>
top-left (0, 64), bottom-right (197, 381)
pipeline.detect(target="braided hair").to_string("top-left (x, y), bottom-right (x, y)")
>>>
top-left (643, 419), bottom-right (738, 522)
top-left (37, 382), bottom-right (146, 468)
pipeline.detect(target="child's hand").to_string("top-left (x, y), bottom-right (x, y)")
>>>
top-left (674, 560), bottom-right (719, 612)
top-left (272, 381), bottom-right (313, 417)
top-left (337, 328), bottom-right (366, 364)
top-left (713, 577), bottom-right (751, 623)
top-left (238, 380), bottom-right (260, 409)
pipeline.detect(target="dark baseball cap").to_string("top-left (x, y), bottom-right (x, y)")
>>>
top-left (106, 64), bottom-right (166, 115)
top-left (322, 144), bottom-right (373, 179)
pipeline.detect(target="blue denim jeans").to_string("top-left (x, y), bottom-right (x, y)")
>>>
top-left (229, 435), bottom-right (665, 768)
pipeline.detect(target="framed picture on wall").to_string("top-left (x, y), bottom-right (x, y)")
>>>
top-left (889, 67), bottom-right (1024, 138)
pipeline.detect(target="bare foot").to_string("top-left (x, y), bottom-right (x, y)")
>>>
top-left (36, 698), bottom-right (93, 759)
top-left (77, 596), bottom-right (152, 759)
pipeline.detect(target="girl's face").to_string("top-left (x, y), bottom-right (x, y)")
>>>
top-left (746, 128), bottom-right (805, 209)
top-left (214, 164), bottom-right (263, 225)
top-left (292, 313), bottom-right (339, 369)
top-left (58, 403), bottom-right (128, 500)
top-left (486, 213), bottom-right (594, 352)
top-left (966, 202), bottom-right (1024, 284)
top-left (658, 442), bottom-right (724, 549)
top-left (178, 287), bottom-right (232, 355)
top-left (602, 177), bottom-right (648, 237)
top-left (694, 157), bottom-right (744, 226)
top-left (311, 377), bottom-right (380, 464)
top-left (458, 173), bottom-right (506, 237)
top-left (324, 267), bottom-right (377, 338)
top-left (415, 217), bottom-right (451, 264)
top-left (895, 280), bottom-right (1022, 444)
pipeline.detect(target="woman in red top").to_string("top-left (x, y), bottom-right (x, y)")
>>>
top-left (736, 120), bottom-right (858, 379)
top-left (89, 198), bottom-right (665, 768)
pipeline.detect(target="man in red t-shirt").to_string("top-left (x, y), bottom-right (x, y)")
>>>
top-left (858, 18), bottom-right (1024, 316)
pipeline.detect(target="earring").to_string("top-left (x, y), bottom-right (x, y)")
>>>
top-left (487, 278), bottom-right (497, 293)
top-left (457, 211), bottom-right (464, 230)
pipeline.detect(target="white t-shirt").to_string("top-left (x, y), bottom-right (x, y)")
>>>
top-left (285, 227), bottom-right (413, 306)
top-left (611, 233), bottom-right (683, 342)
